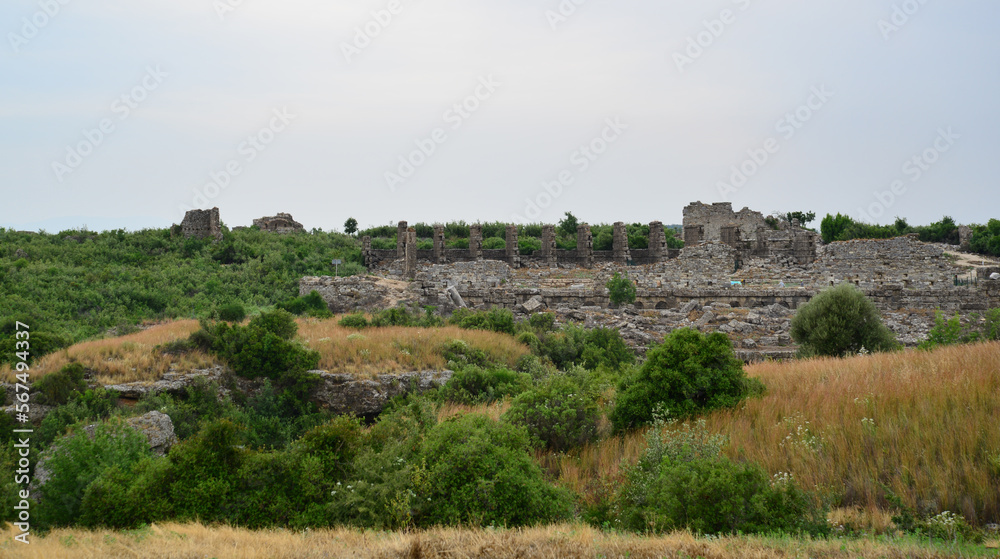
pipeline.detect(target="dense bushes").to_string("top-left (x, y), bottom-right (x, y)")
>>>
top-left (612, 417), bottom-right (827, 536)
top-left (918, 309), bottom-right (1000, 349)
top-left (419, 414), bottom-right (574, 526)
top-left (448, 307), bottom-right (515, 335)
top-left (32, 363), bottom-right (88, 406)
top-left (606, 272), bottom-right (636, 307)
top-left (790, 283), bottom-right (899, 357)
top-left (437, 366), bottom-right (532, 405)
top-left (192, 309), bottom-right (320, 381)
top-left (0, 226), bottom-right (363, 365)
top-left (277, 291), bottom-right (331, 318)
top-left (37, 420), bottom-right (151, 528)
top-left (504, 373), bottom-right (600, 451)
top-left (611, 328), bottom-right (761, 431)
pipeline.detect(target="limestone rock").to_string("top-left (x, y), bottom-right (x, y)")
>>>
top-left (520, 295), bottom-right (546, 313)
top-left (310, 370), bottom-right (453, 417)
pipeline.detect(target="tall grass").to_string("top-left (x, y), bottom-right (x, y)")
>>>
top-left (2, 522), bottom-right (991, 558)
top-left (0, 320), bottom-right (215, 385)
top-left (1, 318), bottom-right (530, 385)
top-left (545, 342), bottom-right (1000, 525)
top-left (296, 318), bottom-right (529, 377)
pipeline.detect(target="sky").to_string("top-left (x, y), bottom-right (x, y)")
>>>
top-left (1, 0), bottom-right (998, 233)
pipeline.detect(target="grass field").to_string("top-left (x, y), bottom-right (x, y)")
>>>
top-left (539, 341), bottom-right (1000, 527)
top-left (1, 318), bottom-right (529, 384)
top-left (2, 522), bottom-right (997, 559)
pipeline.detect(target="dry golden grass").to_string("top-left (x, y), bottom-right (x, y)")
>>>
top-left (545, 342), bottom-right (1000, 525)
top-left (297, 318), bottom-right (529, 378)
top-left (436, 399), bottom-right (511, 422)
top-left (0, 321), bottom-right (217, 385)
top-left (2, 522), bottom-right (988, 559)
top-left (1, 318), bottom-right (529, 385)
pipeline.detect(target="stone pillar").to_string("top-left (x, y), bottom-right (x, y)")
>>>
top-left (433, 224), bottom-right (446, 264)
top-left (404, 228), bottom-right (417, 279)
top-left (576, 223), bottom-right (593, 268)
top-left (362, 236), bottom-right (373, 268)
top-left (505, 225), bottom-right (520, 268)
top-left (612, 222), bottom-right (631, 264)
top-left (648, 221), bottom-right (666, 262)
top-left (396, 221), bottom-right (408, 258)
top-left (469, 224), bottom-right (483, 260)
top-left (541, 225), bottom-right (557, 267)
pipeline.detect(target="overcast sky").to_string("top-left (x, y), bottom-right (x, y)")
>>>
top-left (2, 0), bottom-right (998, 233)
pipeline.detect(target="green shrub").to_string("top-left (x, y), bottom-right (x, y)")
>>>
top-left (370, 307), bottom-right (414, 327)
top-left (610, 328), bottom-right (762, 431)
top-left (438, 365), bottom-right (532, 404)
top-left (36, 419), bottom-right (152, 528)
top-left (278, 291), bottom-right (331, 318)
top-left (216, 302), bottom-right (246, 322)
top-left (134, 379), bottom-right (228, 441)
top-left (194, 310), bottom-right (320, 380)
top-left (165, 419), bottom-right (243, 522)
top-left (448, 308), bottom-right (516, 335)
top-left (338, 313), bottom-right (370, 329)
top-left (527, 311), bottom-right (556, 333)
top-left (606, 272), bottom-right (636, 307)
top-left (33, 362), bottom-right (88, 406)
top-left (419, 414), bottom-right (573, 527)
top-left (534, 324), bottom-right (634, 372)
top-left (515, 331), bottom-right (540, 353)
top-left (440, 339), bottom-right (491, 368)
top-left (80, 456), bottom-right (174, 528)
top-left (481, 237), bottom-right (506, 250)
top-left (614, 415), bottom-right (826, 536)
top-left (37, 388), bottom-right (120, 449)
top-left (503, 374), bottom-right (599, 451)
top-left (518, 236), bottom-right (541, 255)
top-left (790, 283), bottom-right (899, 357)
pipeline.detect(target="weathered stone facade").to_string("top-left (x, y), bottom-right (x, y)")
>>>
top-left (682, 202), bottom-right (819, 265)
top-left (253, 212), bottom-right (304, 234)
top-left (180, 208), bottom-right (222, 241)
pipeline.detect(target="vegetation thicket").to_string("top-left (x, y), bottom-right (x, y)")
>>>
top-left (790, 283), bottom-right (900, 357)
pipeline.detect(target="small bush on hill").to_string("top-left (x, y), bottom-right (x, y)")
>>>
top-left (37, 388), bottom-right (120, 449)
top-left (610, 328), bottom-right (761, 431)
top-left (448, 307), bottom-right (516, 335)
top-left (790, 283), bottom-right (899, 357)
top-left (419, 414), bottom-right (574, 527)
top-left (216, 302), bottom-right (246, 323)
top-left (338, 313), bottom-right (369, 329)
top-left (613, 415), bottom-right (827, 536)
top-left (33, 362), bottom-right (88, 406)
top-left (437, 365), bottom-right (532, 405)
top-left (503, 373), bottom-right (599, 451)
top-left (607, 272), bottom-right (637, 307)
top-left (193, 310), bottom-right (320, 380)
top-left (37, 419), bottom-right (151, 528)
top-left (277, 291), bottom-right (332, 318)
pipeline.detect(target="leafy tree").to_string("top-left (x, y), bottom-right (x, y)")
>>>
top-left (343, 217), bottom-right (358, 236)
top-left (790, 283), bottom-right (899, 357)
top-left (557, 211), bottom-right (579, 238)
top-left (606, 272), bottom-right (636, 307)
top-left (785, 211), bottom-right (817, 226)
top-left (610, 328), bottom-right (762, 431)
top-left (820, 213), bottom-right (854, 244)
top-left (504, 373), bottom-right (600, 451)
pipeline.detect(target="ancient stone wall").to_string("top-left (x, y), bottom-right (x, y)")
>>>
top-left (682, 201), bottom-right (819, 265)
top-left (180, 208), bottom-right (222, 241)
top-left (252, 213), bottom-right (304, 234)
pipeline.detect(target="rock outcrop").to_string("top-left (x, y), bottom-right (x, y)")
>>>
top-left (309, 370), bottom-right (453, 417)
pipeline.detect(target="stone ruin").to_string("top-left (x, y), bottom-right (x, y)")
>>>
top-left (305, 202), bottom-right (1000, 359)
top-left (682, 202), bottom-right (819, 266)
top-left (253, 212), bottom-right (305, 234)
top-left (179, 207), bottom-right (222, 241)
